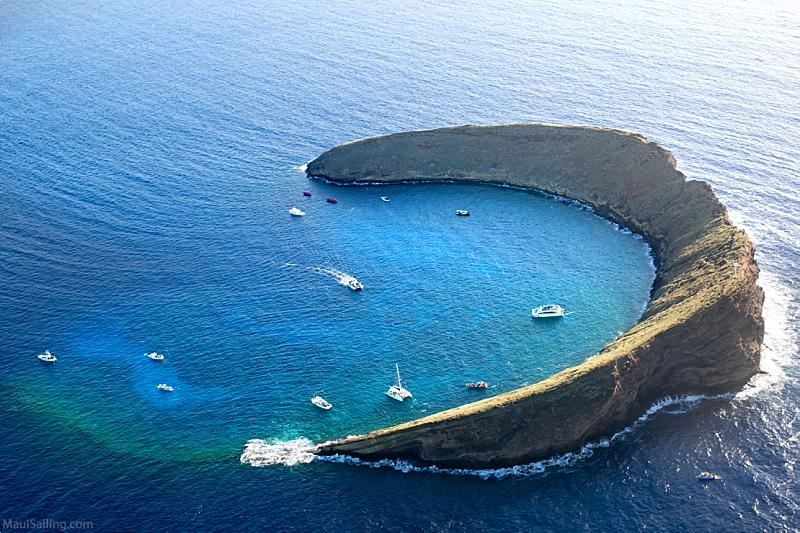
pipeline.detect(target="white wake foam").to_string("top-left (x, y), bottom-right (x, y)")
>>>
top-left (240, 438), bottom-right (318, 467)
top-left (307, 265), bottom-right (359, 287)
top-left (281, 262), bottom-right (361, 288)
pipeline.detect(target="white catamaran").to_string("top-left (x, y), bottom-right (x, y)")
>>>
top-left (531, 304), bottom-right (565, 318)
top-left (385, 363), bottom-right (413, 402)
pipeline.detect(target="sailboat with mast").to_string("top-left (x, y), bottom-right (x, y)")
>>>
top-left (385, 363), bottom-right (413, 402)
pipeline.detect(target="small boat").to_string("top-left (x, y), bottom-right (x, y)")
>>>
top-left (289, 207), bottom-right (305, 217)
top-left (311, 395), bottom-right (332, 410)
top-left (531, 304), bottom-right (565, 318)
top-left (466, 381), bottom-right (489, 389)
top-left (145, 352), bottom-right (165, 361)
top-left (455, 210), bottom-right (470, 216)
top-left (303, 191), bottom-right (312, 197)
top-left (696, 471), bottom-right (722, 481)
top-left (381, 196), bottom-right (391, 203)
top-left (385, 363), bottom-right (413, 402)
top-left (37, 350), bottom-right (57, 363)
top-left (326, 197), bottom-right (338, 204)
top-left (347, 278), bottom-right (364, 291)
top-left (156, 383), bottom-right (174, 392)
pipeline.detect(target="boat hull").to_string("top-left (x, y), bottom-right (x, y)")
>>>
top-left (311, 396), bottom-right (333, 410)
top-left (531, 305), bottom-right (565, 318)
top-left (385, 391), bottom-right (406, 402)
top-left (386, 386), bottom-right (412, 402)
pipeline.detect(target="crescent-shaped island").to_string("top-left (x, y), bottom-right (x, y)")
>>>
top-left (306, 124), bottom-right (764, 469)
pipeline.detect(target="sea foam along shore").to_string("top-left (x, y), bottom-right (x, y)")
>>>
top-left (240, 394), bottom-right (729, 479)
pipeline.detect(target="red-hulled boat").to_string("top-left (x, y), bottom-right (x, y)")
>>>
top-left (303, 191), bottom-right (312, 197)
top-left (326, 197), bottom-right (338, 204)
top-left (466, 381), bottom-right (489, 389)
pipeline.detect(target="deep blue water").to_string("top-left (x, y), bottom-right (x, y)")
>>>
top-left (1, 0), bottom-right (798, 531)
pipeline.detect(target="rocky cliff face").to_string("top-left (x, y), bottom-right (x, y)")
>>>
top-left (306, 124), bottom-right (764, 468)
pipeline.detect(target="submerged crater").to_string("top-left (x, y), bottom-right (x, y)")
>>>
top-left (306, 123), bottom-right (764, 468)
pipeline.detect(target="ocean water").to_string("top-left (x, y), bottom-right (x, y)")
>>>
top-left (1, 0), bottom-right (798, 531)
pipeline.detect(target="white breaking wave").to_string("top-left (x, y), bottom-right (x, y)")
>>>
top-left (240, 438), bottom-right (318, 467)
top-left (241, 394), bottom-right (729, 478)
top-left (736, 270), bottom-right (796, 399)
top-left (317, 394), bottom-right (729, 479)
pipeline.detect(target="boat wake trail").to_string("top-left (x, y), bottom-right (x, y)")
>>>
top-left (281, 262), bottom-right (362, 290)
top-left (306, 265), bottom-right (360, 288)
top-left (241, 394), bottom-right (730, 477)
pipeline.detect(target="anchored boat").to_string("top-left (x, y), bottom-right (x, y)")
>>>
top-left (385, 363), bottom-right (413, 402)
top-left (156, 383), bottom-right (174, 392)
top-left (289, 207), bottom-right (305, 217)
top-left (455, 210), bottom-right (470, 216)
top-left (37, 350), bottom-right (57, 363)
top-left (531, 304), bottom-right (565, 318)
top-left (311, 395), bottom-right (332, 410)
top-left (303, 191), bottom-right (312, 197)
top-left (145, 352), bottom-right (165, 361)
top-left (466, 381), bottom-right (489, 389)
top-left (326, 197), bottom-right (338, 204)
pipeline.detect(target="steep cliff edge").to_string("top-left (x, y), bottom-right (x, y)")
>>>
top-left (306, 124), bottom-right (764, 468)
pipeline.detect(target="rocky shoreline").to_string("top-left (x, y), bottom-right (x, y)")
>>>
top-left (306, 124), bottom-right (764, 468)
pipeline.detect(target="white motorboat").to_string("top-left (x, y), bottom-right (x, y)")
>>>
top-left (311, 395), bottom-right (332, 410)
top-left (696, 471), bottom-right (722, 481)
top-left (156, 383), bottom-right (174, 392)
top-left (37, 350), bottom-right (57, 363)
top-left (531, 304), bottom-right (565, 318)
top-left (385, 363), bottom-right (412, 402)
top-left (145, 352), bottom-right (165, 361)
top-left (455, 210), bottom-right (470, 216)
top-left (289, 207), bottom-right (305, 217)
top-left (381, 196), bottom-right (391, 203)
top-left (347, 277), bottom-right (364, 291)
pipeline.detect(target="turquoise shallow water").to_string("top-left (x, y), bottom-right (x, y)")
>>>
top-left (3, 177), bottom-right (653, 460)
top-left (2, 0), bottom-right (799, 530)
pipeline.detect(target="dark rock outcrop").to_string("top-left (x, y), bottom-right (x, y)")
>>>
top-left (306, 124), bottom-right (764, 468)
